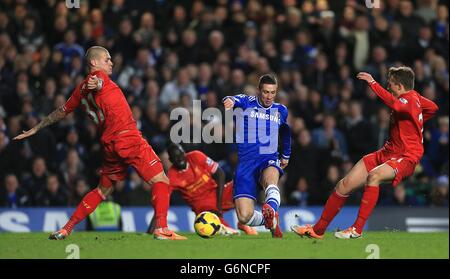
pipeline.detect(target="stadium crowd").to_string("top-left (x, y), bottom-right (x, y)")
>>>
top-left (0, 0), bottom-right (448, 208)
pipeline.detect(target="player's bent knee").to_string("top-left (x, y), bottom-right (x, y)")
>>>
top-left (237, 213), bottom-right (252, 224)
top-left (236, 210), bottom-right (253, 224)
top-left (147, 172), bottom-right (169, 185)
top-left (367, 171), bottom-right (381, 185)
top-left (336, 178), bottom-right (350, 195)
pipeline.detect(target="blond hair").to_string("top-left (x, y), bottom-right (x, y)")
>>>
top-left (85, 46), bottom-right (109, 68)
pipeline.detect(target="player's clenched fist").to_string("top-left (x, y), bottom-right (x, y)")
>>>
top-left (87, 75), bottom-right (102, 90)
top-left (223, 97), bottom-right (235, 110)
top-left (280, 158), bottom-right (289, 169)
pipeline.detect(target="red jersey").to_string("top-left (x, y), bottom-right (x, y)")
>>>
top-left (369, 81), bottom-right (438, 163)
top-left (62, 70), bottom-right (137, 143)
top-left (168, 151), bottom-right (219, 206)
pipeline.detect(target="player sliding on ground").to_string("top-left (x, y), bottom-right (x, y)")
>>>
top-left (222, 74), bottom-right (291, 238)
top-left (14, 46), bottom-right (186, 240)
top-left (147, 143), bottom-right (257, 236)
top-left (292, 66), bottom-right (438, 239)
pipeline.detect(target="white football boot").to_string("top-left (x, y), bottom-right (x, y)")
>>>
top-left (219, 224), bottom-right (240, 236)
top-left (334, 227), bottom-right (362, 239)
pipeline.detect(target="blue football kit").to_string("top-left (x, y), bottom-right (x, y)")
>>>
top-left (224, 94), bottom-right (291, 200)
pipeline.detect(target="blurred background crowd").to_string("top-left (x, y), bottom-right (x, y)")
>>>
top-left (0, 0), bottom-right (448, 209)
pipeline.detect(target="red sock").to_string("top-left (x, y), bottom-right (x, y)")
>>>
top-left (151, 182), bottom-right (170, 229)
top-left (313, 191), bottom-right (348, 235)
top-left (219, 217), bottom-right (231, 228)
top-left (353, 185), bottom-right (379, 234)
top-left (64, 188), bottom-right (104, 234)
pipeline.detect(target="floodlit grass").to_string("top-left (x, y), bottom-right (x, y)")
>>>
top-left (0, 231), bottom-right (447, 259)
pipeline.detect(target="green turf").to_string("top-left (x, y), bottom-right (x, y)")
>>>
top-left (0, 232), bottom-right (447, 259)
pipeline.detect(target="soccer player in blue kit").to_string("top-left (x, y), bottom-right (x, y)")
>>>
top-left (222, 74), bottom-right (291, 238)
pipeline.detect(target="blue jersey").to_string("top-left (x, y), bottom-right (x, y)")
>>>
top-left (224, 94), bottom-right (291, 161)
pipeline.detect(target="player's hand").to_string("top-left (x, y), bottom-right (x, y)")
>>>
top-left (223, 98), bottom-right (235, 110)
top-left (280, 158), bottom-right (289, 169)
top-left (13, 127), bottom-right (37, 141)
top-left (356, 72), bottom-right (375, 83)
top-left (87, 75), bottom-right (100, 90)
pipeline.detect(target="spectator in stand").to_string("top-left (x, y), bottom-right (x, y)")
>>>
top-left (0, 0), bottom-right (447, 207)
top-left (431, 175), bottom-right (449, 207)
top-left (0, 174), bottom-right (31, 207)
top-left (35, 174), bottom-right (68, 207)
top-left (312, 114), bottom-right (348, 162)
top-left (53, 29), bottom-right (84, 73)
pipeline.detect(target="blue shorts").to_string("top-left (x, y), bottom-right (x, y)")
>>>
top-left (233, 156), bottom-right (284, 201)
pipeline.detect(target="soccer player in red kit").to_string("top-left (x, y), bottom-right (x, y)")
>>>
top-left (14, 46), bottom-right (186, 240)
top-left (292, 66), bottom-right (438, 239)
top-left (148, 144), bottom-right (257, 235)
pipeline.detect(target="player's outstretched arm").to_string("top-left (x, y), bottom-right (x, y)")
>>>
top-left (13, 106), bottom-right (67, 140)
top-left (279, 106), bottom-right (291, 169)
top-left (280, 124), bottom-right (290, 169)
top-left (212, 166), bottom-right (226, 214)
top-left (357, 72), bottom-right (408, 113)
top-left (356, 72), bottom-right (375, 83)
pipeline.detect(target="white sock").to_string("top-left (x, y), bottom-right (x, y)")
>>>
top-left (246, 210), bottom-right (265, 226)
top-left (265, 184), bottom-right (280, 211)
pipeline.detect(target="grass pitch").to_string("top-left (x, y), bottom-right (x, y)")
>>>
top-left (0, 231), bottom-right (447, 259)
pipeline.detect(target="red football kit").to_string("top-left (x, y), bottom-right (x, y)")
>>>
top-left (63, 70), bottom-right (163, 187)
top-left (59, 70), bottom-right (172, 233)
top-left (309, 79), bottom-right (439, 237)
top-left (168, 151), bottom-right (234, 215)
top-left (363, 81), bottom-right (439, 186)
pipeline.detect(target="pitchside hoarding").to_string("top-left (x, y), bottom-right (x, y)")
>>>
top-left (0, 206), bottom-right (448, 232)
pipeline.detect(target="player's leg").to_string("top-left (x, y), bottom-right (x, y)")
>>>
top-left (49, 181), bottom-right (115, 240)
top-left (146, 171), bottom-right (170, 229)
top-left (235, 197), bottom-right (267, 230)
top-left (235, 197), bottom-right (257, 224)
top-left (355, 163), bottom-right (395, 232)
top-left (110, 132), bottom-right (184, 239)
top-left (231, 198), bottom-right (258, 235)
top-left (145, 172), bottom-right (170, 235)
top-left (216, 182), bottom-right (234, 228)
top-left (50, 141), bottom-right (128, 239)
top-left (222, 182), bottom-right (258, 235)
top-left (129, 138), bottom-right (186, 240)
top-left (144, 170), bottom-right (186, 240)
top-left (233, 161), bottom-right (265, 228)
top-left (259, 165), bottom-right (283, 237)
top-left (292, 158), bottom-right (369, 239)
top-left (314, 158), bottom-right (369, 233)
top-left (260, 166), bottom-right (281, 212)
top-left (336, 161), bottom-right (399, 239)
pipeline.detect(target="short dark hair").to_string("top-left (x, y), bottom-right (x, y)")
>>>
top-left (388, 66), bottom-right (415, 90)
top-left (258, 74), bottom-right (278, 89)
top-left (167, 143), bottom-right (184, 156)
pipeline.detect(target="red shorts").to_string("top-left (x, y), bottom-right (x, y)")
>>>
top-left (99, 131), bottom-right (163, 188)
top-left (363, 150), bottom-right (417, 186)
top-left (192, 181), bottom-right (235, 215)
